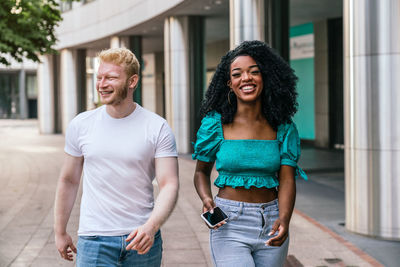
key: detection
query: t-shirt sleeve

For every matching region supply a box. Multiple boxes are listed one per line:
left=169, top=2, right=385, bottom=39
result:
left=64, top=118, right=83, bottom=157
left=155, top=122, right=178, bottom=158
left=192, top=111, right=223, bottom=163
left=278, top=122, right=307, bottom=180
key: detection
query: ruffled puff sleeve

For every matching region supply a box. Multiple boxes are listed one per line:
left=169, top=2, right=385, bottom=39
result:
left=192, top=111, right=223, bottom=163
left=277, top=122, right=308, bottom=180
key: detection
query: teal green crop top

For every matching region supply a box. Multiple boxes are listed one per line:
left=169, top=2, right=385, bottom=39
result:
left=192, top=111, right=307, bottom=189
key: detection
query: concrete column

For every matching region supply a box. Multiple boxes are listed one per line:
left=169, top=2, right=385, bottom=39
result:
left=229, top=0, right=265, bottom=49
left=142, top=53, right=157, bottom=112
left=86, top=57, right=98, bottom=110
left=314, top=20, right=330, bottom=148
left=264, top=0, right=289, bottom=60
left=129, top=36, right=143, bottom=105
left=37, top=55, right=55, bottom=134
left=188, top=16, right=205, bottom=147
left=110, top=36, right=120, bottom=48
left=120, top=36, right=130, bottom=49
left=18, top=69, right=28, bottom=119
left=77, top=49, right=87, bottom=113
left=110, top=36, right=129, bottom=49
left=344, top=0, right=400, bottom=239
left=155, top=52, right=165, bottom=117
left=60, top=49, right=78, bottom=134
left=164, top=16, right=190, bottom=153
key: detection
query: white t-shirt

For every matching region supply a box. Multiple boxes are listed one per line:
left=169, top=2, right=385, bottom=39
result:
left=64, top=104, right=178, bottom=236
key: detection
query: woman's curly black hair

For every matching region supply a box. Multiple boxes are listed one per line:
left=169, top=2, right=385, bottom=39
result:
left=200, top=40, right=298, bottom=130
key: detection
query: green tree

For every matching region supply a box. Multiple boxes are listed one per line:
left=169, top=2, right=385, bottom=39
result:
left=0, top=0, right=63, bottom=66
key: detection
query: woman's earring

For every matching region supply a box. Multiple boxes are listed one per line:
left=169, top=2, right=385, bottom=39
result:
left=227, top=90, right=233, bottom=106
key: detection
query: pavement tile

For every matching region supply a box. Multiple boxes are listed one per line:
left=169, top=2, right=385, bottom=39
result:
left=10, top=247, right=39, bottom=266
left=162, top=235, right=202, bottom=250
left=199, top=242, right=213, bottom=267
left=162, top=249, right=207, bottom=264
left=10, top=262, right=31, bottom=267
left=161, top=228, right=197, bottom=238
left=31, top=258, right=73, bottom=267
left=0, top=251, right=14, bottom=267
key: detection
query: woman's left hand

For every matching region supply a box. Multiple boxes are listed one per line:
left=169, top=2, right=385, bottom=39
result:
left=265, top=218, right=289, bottom=247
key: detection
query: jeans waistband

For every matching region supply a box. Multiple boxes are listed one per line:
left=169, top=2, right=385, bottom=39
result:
left=215, top=196, right=278, bottom=210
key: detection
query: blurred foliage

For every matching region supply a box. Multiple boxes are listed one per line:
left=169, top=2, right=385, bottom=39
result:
left=0, top=0, right=79, bottom=66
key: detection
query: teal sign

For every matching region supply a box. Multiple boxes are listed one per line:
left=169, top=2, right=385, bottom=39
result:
left=290, top=23, right=315, bottom=140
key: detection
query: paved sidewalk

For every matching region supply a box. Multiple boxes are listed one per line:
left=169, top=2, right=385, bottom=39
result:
left=0, top=120, right=384, bottom=266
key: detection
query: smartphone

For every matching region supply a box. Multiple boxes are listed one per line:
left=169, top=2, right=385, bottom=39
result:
left=201, top=207, right=228, bottom=228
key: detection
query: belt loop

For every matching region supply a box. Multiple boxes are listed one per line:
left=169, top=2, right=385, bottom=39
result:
left=239, top=202, right=244, bottom=214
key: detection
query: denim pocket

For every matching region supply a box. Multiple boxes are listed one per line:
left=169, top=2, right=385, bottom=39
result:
left=219, top=206, right=239, bottom=222
left=263, top=203, right=280, bottom=233
left=154, top=230, right=161, bottom=239
left=226, top=210, right=239, bottom=222
left=79, top=235, right=98, bottom=240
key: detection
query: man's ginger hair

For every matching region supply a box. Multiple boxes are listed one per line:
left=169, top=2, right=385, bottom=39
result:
left=98, top=47, right=140, bottom=77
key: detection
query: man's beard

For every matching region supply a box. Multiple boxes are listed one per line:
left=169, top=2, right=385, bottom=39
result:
left=116, top=84, right=129, bottom=101
left=105, top=82, right=130, bottom=105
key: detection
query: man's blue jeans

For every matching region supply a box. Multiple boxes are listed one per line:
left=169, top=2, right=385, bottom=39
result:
left=76, top=230, right=162, bottom=267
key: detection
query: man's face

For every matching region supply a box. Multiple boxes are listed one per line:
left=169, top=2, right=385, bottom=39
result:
left=96, top=62, right=131, bottom=106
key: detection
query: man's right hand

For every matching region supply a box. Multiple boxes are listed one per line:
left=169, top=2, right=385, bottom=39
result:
left=54, top=154, right=83, bottom=261
left=55, top=232, right=77, bottom=261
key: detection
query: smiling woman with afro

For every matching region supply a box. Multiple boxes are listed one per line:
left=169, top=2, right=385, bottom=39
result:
left=192, top=40, right=308, bottom=267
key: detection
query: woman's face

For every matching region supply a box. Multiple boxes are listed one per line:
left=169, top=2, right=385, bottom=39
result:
left=228, top=55, right=263, bottom=104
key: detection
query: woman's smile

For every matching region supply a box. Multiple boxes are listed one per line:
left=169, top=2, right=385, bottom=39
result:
left=229, top=55, right=263, bottom=103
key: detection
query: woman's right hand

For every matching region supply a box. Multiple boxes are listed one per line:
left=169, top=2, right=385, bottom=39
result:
left=194, top=160, right=224, bottom=229
left=202, top=197, right=215, bottom=213
left=202, top=198, right=226, bottom=230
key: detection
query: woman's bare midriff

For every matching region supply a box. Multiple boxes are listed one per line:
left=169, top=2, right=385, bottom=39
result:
left=217, top=186, right=277, bottom=203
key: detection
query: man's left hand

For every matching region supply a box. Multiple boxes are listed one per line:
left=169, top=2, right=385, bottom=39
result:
left=125, top=224, right=157, bottom=254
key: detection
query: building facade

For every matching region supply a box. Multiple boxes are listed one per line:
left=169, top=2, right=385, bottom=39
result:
left=0, top=57, right=38, bottom=119
left=36, top=0, right=399, bottom=240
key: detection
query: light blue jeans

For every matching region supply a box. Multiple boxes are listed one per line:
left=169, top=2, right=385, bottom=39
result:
left=76, top=230, right=162, bottom=267
left=210, top=197, right=289, bottom=267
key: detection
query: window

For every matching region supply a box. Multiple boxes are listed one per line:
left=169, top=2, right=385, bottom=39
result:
left=59, top=0, right=72, bottom=12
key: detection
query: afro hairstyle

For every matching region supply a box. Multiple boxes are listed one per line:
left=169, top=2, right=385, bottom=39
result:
left=200, top=40, right=298, bottom=130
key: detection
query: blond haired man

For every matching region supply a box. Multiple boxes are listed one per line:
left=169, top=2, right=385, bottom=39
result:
left=54, top=48, right=179, bottom=266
